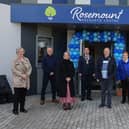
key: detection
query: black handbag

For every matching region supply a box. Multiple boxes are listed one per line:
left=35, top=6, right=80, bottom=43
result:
left=0, top=75, right=13, bottom=104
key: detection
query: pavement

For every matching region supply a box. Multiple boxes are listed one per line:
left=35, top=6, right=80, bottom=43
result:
left=0, top=93, right=129, bottom=129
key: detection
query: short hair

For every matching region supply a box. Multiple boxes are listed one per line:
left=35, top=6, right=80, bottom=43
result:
left=63, top=51, right=70, bottom=56
left=16, top=48, right=25, bottom=54
left=123, top=51, right=128, bottom=55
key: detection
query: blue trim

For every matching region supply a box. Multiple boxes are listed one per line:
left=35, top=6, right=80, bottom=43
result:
left=11, top=4, right=129, bottom=24
left=53, top=0, right=67, bottom=4
left=91, top=0, right=105, bottom=5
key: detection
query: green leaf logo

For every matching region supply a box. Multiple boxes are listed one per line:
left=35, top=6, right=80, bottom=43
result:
left=45, top=6, right=56, bottom=20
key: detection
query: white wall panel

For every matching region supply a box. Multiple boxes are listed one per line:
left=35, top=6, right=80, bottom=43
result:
left=0, top=4, right=21, bottom=87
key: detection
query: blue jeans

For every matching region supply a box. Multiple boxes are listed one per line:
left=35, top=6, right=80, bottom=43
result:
left=100, top=79, right=113, bottom=106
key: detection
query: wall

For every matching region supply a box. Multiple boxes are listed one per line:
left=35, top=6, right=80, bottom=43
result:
left=0, top=3, right=21, bottom=87
left=21, top=23, right=37, bottom=94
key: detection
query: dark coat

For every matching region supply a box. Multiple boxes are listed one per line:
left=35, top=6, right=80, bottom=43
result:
left=57, top=59, right=75, bottom=97
left=78, top=55, right=95, bottom=76
left=96, top=56, right=116, bottom=80
left=42, top=55, right=57, bottom=74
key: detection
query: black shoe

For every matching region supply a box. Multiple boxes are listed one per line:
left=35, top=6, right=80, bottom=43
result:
left=20, top=109, right=28, bottom=113
left=63, top=103, right=68, bottom=110
left=99, top=104, right=105, bottom=108
left=52, top=99, right=59, bottom=103
left=87, top=98, right=93, bottom=101
left=81, top=98, right=85, bottom=101
left=107, top=105, right=112, bottom=109
left=12, top=110, right=19, bottom=115
left=40, top=100, right=45, bottom=105
left=121, top=101, right=125, bottom=104
left=68, top=103, right=72, bottom=110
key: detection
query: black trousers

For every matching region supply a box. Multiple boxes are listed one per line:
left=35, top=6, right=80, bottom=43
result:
left=81, top=75, right=92, bottom=99
left=13, top=88, right=27, bottom=112
left=41, top=73, right=56, bottom=100
left=121, top=79, right=129, bottom=102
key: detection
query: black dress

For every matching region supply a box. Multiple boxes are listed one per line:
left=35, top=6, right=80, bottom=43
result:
left=57, top=59, right=75, bottom=97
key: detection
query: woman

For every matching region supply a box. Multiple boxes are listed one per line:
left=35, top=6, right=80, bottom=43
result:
left=58, top=52, right=75, bottom=110
left=117, top=51, right=129, bottom=104
left=12, top=48, right=32, bottom=115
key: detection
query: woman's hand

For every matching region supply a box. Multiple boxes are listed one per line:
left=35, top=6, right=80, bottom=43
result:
left=21, top=74, right=27, bottom=80
left=66, top=77, right=71, bottom=82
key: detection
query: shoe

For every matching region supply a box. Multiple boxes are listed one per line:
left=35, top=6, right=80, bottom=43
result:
left=87, top=98, right=93, bottom=101
left=68, top=103, right=72, bottom=110
left=107, top=105, right=112, bottom=109
left=63, top=103, right=68, bottom=110
left=20, top=109, right=28, bottom=113
left=99, top=104, right=105, bottom=108
left=52, top=99, right=59, bottom=103
left=40, top=100, right=45, bottom=105
left=81, top=98, right=85, bottom=101
left=12, top=110, right=19, bottom=115
left=121, top=101, right=125, bottom=104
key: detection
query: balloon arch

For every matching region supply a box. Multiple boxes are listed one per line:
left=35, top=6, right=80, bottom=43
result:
left=68, top=30, right=125, bottom=68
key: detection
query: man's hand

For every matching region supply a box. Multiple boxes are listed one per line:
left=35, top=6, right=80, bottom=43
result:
left=92, top=73, right=95, bottom=77
left=96, top=79, right=100, bottom=82
left=116, top=80, right=121, bottom=85
left=50, top=72, right=54, bottom=76
left=79, top=73, right=82, bottom=77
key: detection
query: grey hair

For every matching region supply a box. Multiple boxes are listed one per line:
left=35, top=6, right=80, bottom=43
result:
left=16, top=47, right=25, bottom=54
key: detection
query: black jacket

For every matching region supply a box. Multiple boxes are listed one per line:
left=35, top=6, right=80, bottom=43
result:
left=57, top=59, right=75, bottom=97
left=78, top=55, right=95, bottom=76
left=96, top=56, right=116, bottom=80
left=42, top=55, right=57, bottom=74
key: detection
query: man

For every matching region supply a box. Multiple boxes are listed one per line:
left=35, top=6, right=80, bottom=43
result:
left=78, top=47, right=95, bottom=101
left=96, top=48, right=116, bottom=109
left=40, top=48, right=57, bottom=105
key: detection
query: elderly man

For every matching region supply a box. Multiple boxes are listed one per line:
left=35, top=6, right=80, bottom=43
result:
left=96, top=48, right=116, bottom=109
left=40, top=48, right=57, bottom=105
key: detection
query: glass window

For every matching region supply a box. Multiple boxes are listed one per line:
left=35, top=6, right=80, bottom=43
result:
left=105, top=0, right=119, bottom=6
left=67, top=0, right=74, bottom=4
left=119, top=0, right=127, bottom=6
left=37, top=0, right=52, bottom=4
left=22, top=0, right=37, bottom=3
left=75, top=0, right=91, bottom=5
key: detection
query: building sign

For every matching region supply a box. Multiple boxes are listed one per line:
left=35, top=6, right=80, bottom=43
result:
left=11, top=4, right=129, bottom=24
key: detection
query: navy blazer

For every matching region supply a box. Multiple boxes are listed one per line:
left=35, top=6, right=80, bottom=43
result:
left=78, top=55, right=95, bottom=76
left=42, top=55, right=57, bottom=74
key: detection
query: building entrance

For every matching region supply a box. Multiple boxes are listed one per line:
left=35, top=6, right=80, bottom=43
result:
left=82, top=41, right=113, bottom=90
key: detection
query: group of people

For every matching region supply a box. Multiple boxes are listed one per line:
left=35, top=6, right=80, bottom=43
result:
left=11, top=47, right=129, bottom=115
